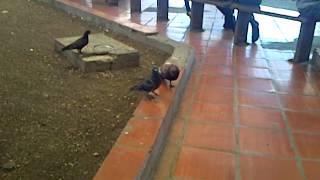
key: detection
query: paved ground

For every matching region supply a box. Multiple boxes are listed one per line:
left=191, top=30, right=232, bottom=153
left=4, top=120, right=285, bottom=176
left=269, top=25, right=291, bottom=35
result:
left=61, top=0, right=320, bottom=179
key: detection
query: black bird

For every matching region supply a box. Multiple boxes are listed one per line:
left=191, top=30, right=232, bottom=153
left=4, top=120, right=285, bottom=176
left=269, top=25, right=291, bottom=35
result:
left=130, top=66, right=161, bottom=99
left=62, top=30, right=91, bottom=54
left=160, top=63, right=180, bottom=88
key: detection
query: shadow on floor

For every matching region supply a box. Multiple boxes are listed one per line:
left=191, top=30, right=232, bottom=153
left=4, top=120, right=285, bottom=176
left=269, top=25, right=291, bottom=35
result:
left=143, top=7, right=210, bottom=13
left=261, top=36, right=320, bottom=51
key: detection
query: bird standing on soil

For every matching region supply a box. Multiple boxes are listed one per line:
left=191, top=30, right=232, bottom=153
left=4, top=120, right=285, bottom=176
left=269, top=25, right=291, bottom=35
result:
left=62, top=30, right=91, bottom=54
left=160, top=63, right=180, bottom=88
left=130, top=66, right=162, bottom=99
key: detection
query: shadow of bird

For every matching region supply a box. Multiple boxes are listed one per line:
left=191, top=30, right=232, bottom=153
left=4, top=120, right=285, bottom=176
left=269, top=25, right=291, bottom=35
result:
left=160, top=63, right=180, bottom=88
left=130, top=66, right=161, bottom=99
left=62, top=30, right=91, bottom=54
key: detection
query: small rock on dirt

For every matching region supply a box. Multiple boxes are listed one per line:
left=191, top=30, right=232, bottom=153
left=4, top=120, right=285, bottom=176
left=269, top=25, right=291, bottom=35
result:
left=93, top=152, right=99, bottom=157
left=2, top=161, right=16, bottom=171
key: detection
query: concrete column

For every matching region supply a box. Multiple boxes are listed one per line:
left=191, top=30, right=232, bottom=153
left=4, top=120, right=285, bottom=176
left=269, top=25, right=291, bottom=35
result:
left=191, top=1, right=204, bottom=31
left=293, top=20, right=316, bottom=63
left=157, top=0, right=169, bottom=21
left=106, top=0, right=118, bottom=6
left=130, top=0, right=141, bottom=13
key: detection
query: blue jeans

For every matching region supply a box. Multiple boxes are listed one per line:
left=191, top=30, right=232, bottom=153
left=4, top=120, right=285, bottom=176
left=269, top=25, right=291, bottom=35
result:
left=299, top=4, right=320, bottom=21
left=184, top=0, right=191, bottom=12
left=217, top=7, right=259, bottom=29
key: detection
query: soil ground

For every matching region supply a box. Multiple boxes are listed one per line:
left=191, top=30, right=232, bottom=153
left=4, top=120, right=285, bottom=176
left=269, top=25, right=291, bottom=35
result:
left=0, top=1, right=169, bottom=179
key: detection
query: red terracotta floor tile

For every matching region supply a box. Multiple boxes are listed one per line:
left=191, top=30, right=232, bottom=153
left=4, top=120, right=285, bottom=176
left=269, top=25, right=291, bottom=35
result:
left=204, top=54, right=233, bottom=66
left=280, top=94, right=320, bottom=111
left=233, top=46, right=265, bottom=60
left=195, top=86, right=233, bottom=104
left=117, top=118, right=160, bottom=148
left=264, top=50, right=294, bottom=62
left=272, top=69, right=307, bottom=82
left=294, top=133, right=320, bottom=159
left=181, top=83, right=194, bottom=104
left=306, top=72, right=320, bottom=86
left=237, top=67, right=272, bottom=79
left=209, top=29, right=234, bottom=40
left=174, top=146, right=235, bottom=180
left=238, top=90, right=279, bottom=108
left=239, top=106, right=285, bottom=129
left=190, top=102, right=234, bottom=124
left=168, top=118, right=184, bottom=143
left=237, top=58, right=269, bottom=68
left=286, top=111, right=320, bottom=133
left=269, top=60, right=294, bottom=70
left=176, top=100, right=190, bottom=118
left=303, top=160, right=320, bottom=180
left=274, top=80, right=319, bottom=96
left=240, top=155, right=302, bottom=180
left=199, top=75, right=234, bottom=88
left=240, top=128, right=294, bottom=157
left=190, top=44, right=207, bottom=55
left=202, top=65, right=233, bottom=76
left=207, top=43, right=233, bottom=54
left=184, top=123, right=235, bottom=151
left=93, top=146, right=147, bottom=180
left=238, top=78, right=275, bottom=93
left=133, top=97, right=168, bottom=117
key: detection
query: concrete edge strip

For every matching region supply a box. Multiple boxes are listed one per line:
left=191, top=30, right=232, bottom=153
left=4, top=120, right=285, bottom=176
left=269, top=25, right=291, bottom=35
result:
left=137, top=50, right=196, bottom=180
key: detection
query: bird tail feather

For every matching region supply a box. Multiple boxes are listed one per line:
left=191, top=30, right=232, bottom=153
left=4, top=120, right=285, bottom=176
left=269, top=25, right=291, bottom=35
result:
left=130, top=85, right=139, bottom=91
left=61, top=45, right=70, bottom=51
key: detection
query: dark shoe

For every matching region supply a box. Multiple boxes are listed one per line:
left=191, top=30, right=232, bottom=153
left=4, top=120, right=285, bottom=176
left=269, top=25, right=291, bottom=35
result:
left=235, top=42, right=249, bottom=46
left=251, top=22, right=259, bottom=43
left=186, top=11, right=191, bottom=18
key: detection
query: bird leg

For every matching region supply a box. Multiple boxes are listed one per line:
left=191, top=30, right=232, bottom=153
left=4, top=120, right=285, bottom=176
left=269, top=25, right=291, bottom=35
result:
left=78, top=49, right=83, bottom=54
left=145, top=93, right=155, bottom=100
left=151, top=91, right=159, bottom=96
left=169, top=81, right=175, bottom=88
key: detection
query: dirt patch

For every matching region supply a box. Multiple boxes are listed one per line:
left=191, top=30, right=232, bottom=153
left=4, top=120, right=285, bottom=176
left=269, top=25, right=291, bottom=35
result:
left=0, top=1, right=169, bottom=179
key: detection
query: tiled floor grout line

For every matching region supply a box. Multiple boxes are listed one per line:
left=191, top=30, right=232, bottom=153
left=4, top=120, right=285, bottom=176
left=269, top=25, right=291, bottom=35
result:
left=301, top=158, right=320, bottom=162
left=159, top=15, right=179, bottom=33
left=163, top=116, right=186, bottom=180
left=167, top=67, right=203, bottom=180
left=164, top=66, right=202, bottom=179
left=181, top=143, right=302, bottom=160
left=293, top=130, right=320, bottom=136
left=232, top=48, right=242, bottom=180
left=143, top=16, right=156, bottom=26
left=166, top=22, right=215, bottom=179
left=187, top=118, right=284, bottom=130
left=272, top=82, right=307, bottom=180
left=272, top=17, right=290, bottom=43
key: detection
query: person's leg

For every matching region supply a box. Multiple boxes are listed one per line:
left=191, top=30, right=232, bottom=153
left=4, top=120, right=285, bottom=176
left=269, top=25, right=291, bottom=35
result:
left=314, top=4, right=320, bottom=21
left=301, top=4, right=320, bottom=21
left=217, top=6, right=235, bottom=30
left=184, top=0, right=191, bottom=17
left=249, top=14, right=259, bottom=43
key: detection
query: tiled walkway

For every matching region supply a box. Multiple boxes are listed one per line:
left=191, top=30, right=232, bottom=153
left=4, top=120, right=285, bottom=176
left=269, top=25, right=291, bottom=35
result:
left=61, top=0, right=320, bottom=179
